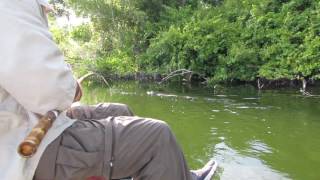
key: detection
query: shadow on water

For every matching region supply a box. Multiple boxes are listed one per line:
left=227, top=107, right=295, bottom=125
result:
left=82, top=81, right=320, bottom=180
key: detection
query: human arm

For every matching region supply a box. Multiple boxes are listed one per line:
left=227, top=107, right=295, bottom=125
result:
left=0, top=1, right=77, bottom=114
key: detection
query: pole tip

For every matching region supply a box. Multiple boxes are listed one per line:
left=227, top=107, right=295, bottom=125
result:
left=18, top=141, right=37, bottom=158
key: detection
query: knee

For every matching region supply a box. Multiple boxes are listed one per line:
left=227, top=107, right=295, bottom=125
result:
left=111, top=103, right=134, bottom=116
left=152, top=120, right=173, bottom=140
left=156, top=120, right=170, bottom=131
left=113, top=103, right=130, bottom=110
left=66, top=105, right=91, bottom=120
left=90, top=103, right=133, bottom=119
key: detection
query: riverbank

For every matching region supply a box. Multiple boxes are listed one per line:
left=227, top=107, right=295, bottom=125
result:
left=84, top=71, right=320, bottom=94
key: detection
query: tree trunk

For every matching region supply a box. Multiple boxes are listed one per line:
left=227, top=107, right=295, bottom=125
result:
left=300, top=77, right=312, bottom=96
left=257, top=78, right=264, bottom=90
left=302, top=78, right=307, bottom=92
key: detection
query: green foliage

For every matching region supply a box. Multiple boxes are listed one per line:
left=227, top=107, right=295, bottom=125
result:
left=142, top=0, right=320, bottom=82
left=142, top=27, right=186, bottom=72
left=51, top=0, right=320, bottom=83
left=96, top=51, right=137, bottom=75
left=71, top=24, right=92, bottom=42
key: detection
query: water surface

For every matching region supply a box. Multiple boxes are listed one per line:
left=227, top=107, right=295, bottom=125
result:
left=82, top=82, right=320, bottom=180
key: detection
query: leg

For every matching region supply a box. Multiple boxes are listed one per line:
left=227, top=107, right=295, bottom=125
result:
left=110, top=117, right=193, bottom=180
left=35, top=115, right=215, bottom=180
left=35, top=103, right=134, bottom=180
left=34, top=119, right=107, bottom=180
left=66, top=103, right=134, bottom=120
left=111, top=117, right=217, bottom=180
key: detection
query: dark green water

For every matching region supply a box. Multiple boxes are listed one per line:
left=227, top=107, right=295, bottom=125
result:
left=82, top=82, right=320, bottom=180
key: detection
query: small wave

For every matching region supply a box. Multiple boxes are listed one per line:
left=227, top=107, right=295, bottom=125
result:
left=182, top=96, right=198, bottom=101
left=211, top=109, right=221, bottom=112
left=243, top=97, right=260, bottom=100
left=146, top=91, right=178, bottom=98
left=248, top=140, right=273, bottom=154
left=216, top=95, right=227, bottom=97
left=236, top=106, right=250, bottom=109
left=224, top=109, right=238, bottom=115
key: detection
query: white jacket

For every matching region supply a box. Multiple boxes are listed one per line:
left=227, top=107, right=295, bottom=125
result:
left=0, top=0, right=77, bottom=179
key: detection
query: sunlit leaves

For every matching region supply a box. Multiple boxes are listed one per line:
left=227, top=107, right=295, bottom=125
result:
left=55, top=0, right=320, bottom=82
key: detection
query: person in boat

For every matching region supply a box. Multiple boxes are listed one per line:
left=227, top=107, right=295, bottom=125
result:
left=0, top=0, right=217, bottom=179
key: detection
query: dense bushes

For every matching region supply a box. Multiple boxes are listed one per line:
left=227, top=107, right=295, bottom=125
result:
left=142, top=0, right=320, bottom=84
left=53, top=0, right=320, bottom=85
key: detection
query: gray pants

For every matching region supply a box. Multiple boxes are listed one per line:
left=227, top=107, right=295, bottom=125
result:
left=34, top=103, right=194, bottom=180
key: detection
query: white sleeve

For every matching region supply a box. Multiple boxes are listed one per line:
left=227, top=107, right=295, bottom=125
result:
left=0, top=0, right=77, bottom=114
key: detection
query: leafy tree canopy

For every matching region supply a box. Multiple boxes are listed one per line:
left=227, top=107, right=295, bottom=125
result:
left=51, top=0, right=320, bottom=84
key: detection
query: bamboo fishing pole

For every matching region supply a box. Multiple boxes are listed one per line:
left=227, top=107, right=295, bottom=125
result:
left=17, top=110, right=59, bottom=158
left=18, top=79, right=82, bottom=158
left=17, top=80, right=82, bottom=158
left=18, top=91, right=81, bottom=157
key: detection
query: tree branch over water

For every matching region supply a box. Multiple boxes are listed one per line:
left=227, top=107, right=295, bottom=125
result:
left=159, top=69, right=205, bottom=84
left=78, top=72, right=110, bottom=87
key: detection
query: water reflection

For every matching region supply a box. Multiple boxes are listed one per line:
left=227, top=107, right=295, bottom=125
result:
left=213, top=142, right=290, bottom=180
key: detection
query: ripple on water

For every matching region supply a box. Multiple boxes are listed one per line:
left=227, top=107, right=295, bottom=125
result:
left=236, top=106, right=250, bottom=109
left=146, top=91, right=178, bottom=98
left=243, top=97, right=260, bottom=100
left=248, top=140, right=273, bottom=154
left=211, top=109, right=221, bottom=112
left=210, top=128, right=218, bottom=135
left=216, top=95, right=227, bottom=97
left=224, top=109, right=238, bottom=115
left=182, top=96, right=198, bottom=101
left=204, top=97, right=235, bottom=105
left=120, top=91, right=136, bottom=95
left=156, top=93, right=178, bottom=98
left=147, top=92, right=199, bottom=102
left=110, top=89, right=137, bottom=95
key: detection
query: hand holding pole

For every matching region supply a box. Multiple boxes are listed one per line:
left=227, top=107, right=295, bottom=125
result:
left=17, top=80, right=83, bottom=158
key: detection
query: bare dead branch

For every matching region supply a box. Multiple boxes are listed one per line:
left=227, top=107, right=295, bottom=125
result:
left=160, top=69, right=203, bottom=84
left=78, top=72, right=110, bottom=87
